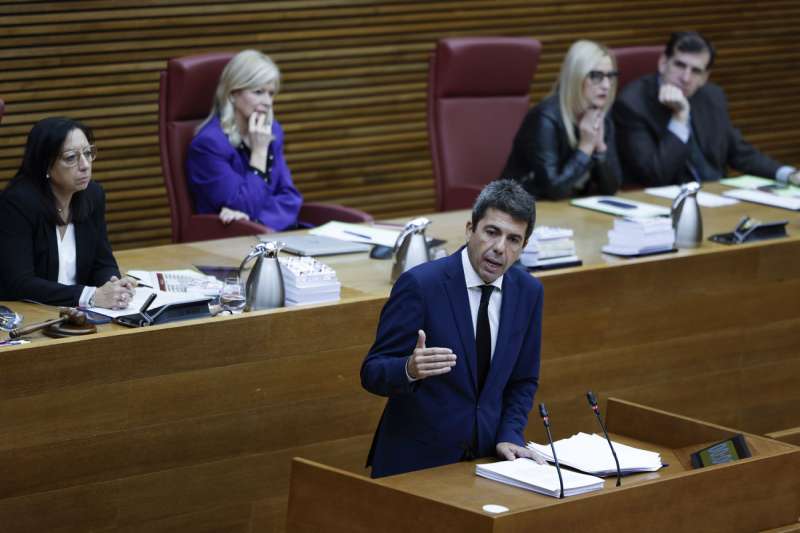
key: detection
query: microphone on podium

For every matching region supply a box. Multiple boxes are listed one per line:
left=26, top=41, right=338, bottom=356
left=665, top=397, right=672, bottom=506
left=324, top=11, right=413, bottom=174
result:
left=538, top=403, right=564, bottom=499
left=586, top=391, right=622, bottom=486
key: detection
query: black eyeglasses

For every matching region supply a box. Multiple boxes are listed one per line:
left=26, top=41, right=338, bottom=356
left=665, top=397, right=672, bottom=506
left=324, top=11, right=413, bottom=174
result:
left=586, top=70, right=619, bottom=84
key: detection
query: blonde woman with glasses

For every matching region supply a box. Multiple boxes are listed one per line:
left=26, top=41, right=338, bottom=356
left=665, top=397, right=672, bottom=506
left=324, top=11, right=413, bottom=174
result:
left=0, top=117, right=136, bottom=308
left=501, top=40, right=622, bottom=199
left=187, top=49, right=302, bottom=231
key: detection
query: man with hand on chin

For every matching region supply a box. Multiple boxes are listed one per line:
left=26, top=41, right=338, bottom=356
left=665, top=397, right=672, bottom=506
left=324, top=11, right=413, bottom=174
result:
left=614, top=31, right=800, bottom=187
left=361, top=179, right=546, bottom=478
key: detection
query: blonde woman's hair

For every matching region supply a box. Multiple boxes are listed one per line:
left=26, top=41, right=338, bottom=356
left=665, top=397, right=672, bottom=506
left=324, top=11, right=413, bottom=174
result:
left=198, top=49, right=281, bottom=147
left=554, top=40, right=616, bottom=149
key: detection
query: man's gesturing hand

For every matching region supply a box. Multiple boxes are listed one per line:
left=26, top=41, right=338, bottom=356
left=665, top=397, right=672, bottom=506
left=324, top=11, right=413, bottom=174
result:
left=406, top=329, right=457, bottom=380
left=496, top=442, right=547, bottom=464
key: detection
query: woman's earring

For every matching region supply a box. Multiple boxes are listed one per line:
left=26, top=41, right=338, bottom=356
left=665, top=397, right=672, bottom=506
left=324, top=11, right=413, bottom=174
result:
left=46, top=173, right=51, bottom=180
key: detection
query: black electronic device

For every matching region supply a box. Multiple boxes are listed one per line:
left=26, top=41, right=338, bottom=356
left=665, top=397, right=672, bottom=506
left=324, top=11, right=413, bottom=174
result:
left=114, top=298, right=212, bottom=327
left=369, top=245, right=393, bottom=260
left=709, top=216, right=788, bottom=245
left=690, top=434, right=751, bottom=469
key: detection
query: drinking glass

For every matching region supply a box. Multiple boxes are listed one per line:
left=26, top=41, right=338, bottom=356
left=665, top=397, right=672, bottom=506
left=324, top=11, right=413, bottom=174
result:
left=220, top=276, right=246, bottom=312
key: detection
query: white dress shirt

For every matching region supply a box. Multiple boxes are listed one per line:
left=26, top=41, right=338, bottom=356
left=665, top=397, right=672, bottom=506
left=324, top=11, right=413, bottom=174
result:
left=55, top=224, right=95, bottom=306
left=460, top=247, right=503, bottom=360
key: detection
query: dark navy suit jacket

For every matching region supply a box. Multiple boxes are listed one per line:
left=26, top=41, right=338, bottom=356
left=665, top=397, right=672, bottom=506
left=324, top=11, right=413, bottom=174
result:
left=361, top=250, right=543, bottom=478
left=614, top=73, right=781, bottom=186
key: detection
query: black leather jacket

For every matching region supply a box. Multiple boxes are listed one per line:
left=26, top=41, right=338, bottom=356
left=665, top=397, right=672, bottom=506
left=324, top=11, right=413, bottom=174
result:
left=501, top=94, right=622, bottom=200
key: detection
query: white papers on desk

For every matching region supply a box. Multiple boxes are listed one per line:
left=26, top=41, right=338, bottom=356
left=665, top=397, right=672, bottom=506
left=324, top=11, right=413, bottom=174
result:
left=644, top=185, right=739, bottom=207
left=127, top=269, right=221, bottom=296
left=602, top=217, right=675, bottom=256
left=279, top=256, right=341, bottom=306
left=309, top=222, right=401, bottom=248
left=527, top=432, right=663, bottom=477
left=721, top=188, right=800, bottom=211
left=87, top=287, right=210, bottom=319
left=571, top=196, right=670, bottom=217
left=476, top=458, right=605, bottom=498
left=520, top=226, right=579, bottom=268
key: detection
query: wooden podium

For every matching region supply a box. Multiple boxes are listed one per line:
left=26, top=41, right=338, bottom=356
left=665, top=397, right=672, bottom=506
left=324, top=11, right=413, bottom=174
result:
left=287, top=399, right=800, bottom=532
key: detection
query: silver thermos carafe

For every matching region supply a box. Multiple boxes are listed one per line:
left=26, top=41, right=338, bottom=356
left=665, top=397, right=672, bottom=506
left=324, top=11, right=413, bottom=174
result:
left=671, top=181, right=703, bottom=248
left=239, top=241, right=285, bottom=311
left=391, top=217, right=432, bottom=282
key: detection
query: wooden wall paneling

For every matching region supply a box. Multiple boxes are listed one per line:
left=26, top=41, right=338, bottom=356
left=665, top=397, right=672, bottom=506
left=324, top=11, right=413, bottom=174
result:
left=2, top=1, right=799, bottom=248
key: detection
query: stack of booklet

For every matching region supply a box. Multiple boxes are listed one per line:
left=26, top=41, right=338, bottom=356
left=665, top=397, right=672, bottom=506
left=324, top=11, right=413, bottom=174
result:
left=521, top=226, right=580, bottom=268
left=601, top=217, right=675, bottom=256
left=127, top=269, right=222, bottom=296
left=279, top=256, right=341, bottom=306
left=527, top=432, right=663, bottom=477
left=476, top=458, right=605, bottom=498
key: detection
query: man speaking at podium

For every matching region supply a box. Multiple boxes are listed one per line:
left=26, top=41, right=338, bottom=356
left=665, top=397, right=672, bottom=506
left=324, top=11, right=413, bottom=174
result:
left=361, top=180, right=546, bottom=478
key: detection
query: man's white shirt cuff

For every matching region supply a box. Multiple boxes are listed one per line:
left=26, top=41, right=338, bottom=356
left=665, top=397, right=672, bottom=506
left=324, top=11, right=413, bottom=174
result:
left=775, top=166, right=795, bottom=184
left=668, top=118, right=690, bottom=143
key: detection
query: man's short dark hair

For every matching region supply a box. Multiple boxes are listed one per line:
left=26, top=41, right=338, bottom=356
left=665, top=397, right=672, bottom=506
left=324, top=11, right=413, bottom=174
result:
left=471, top=179, right=536, bottom=240
left=665, top=31, right=715, bottom=70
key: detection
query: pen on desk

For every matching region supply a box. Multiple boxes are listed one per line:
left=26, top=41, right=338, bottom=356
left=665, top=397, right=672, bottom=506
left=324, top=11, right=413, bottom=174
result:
left=0, top=339, right=29, bottom=347
left=343, top=230, right=373, bottom=241
left=125, top=273, right=153, bottom=289
left=140, top=292, right=158, bottom=315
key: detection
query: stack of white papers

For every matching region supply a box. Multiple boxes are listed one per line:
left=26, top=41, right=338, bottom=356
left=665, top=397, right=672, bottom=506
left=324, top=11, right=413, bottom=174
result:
left=644, top=185, right=739, bottom=207
left=476, top=458, right=605, bottom=498
left=602, top=217, right=675, bottom=256
left=279, top=256, right=341, bottom=306
left=719, top=175, right=800, bottom=210
left=127, top=269, right=221, bottom=296
left=521, top=226, right=580, bottom=268
left=527, top=432, right=663, bottom=477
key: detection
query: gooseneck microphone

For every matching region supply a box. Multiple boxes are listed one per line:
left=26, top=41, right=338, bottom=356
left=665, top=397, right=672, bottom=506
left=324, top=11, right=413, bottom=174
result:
left=538, top=403, right=564, bottom=499
left=586, top=391, right=622, bottom=487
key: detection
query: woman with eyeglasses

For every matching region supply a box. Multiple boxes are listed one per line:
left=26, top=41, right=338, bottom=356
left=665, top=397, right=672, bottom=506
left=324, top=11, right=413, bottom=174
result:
left=0, top=117, right=136, bottom=309
left=501, top=40, right=622, bottom=199
left=186, top=49, right=302, bottom=231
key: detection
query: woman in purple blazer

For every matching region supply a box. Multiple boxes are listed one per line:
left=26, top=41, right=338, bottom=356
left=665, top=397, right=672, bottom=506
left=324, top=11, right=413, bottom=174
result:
left=187, top=50, right=302, bottom=232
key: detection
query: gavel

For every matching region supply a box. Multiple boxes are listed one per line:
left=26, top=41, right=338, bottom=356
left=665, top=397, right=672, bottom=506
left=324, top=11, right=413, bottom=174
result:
left=8, top=307, right=86, bottom=339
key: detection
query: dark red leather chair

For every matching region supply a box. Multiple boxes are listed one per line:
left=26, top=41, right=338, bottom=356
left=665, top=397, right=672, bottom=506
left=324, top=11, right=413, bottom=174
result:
left=427, top=37, right=542, bottom=212
left=159, top=52, right=372, bottom=243
left=611, top=45, right=662, bottom=91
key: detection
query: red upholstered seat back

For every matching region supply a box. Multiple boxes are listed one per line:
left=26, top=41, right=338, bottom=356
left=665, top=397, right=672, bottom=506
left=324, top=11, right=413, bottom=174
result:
left=0, top=98, right=4, bottom=124
left=427, top=37, right=541, bottom=211
left=612, top=45, right=662, bottom=91
left=158, top=52, right=235, bottom=242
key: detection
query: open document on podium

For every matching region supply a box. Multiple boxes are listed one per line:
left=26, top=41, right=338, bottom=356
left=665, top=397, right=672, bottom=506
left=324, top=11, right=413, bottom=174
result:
left=476, top=458, right=604, bottom=498
left=527, top=432, right=663, bottom=476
